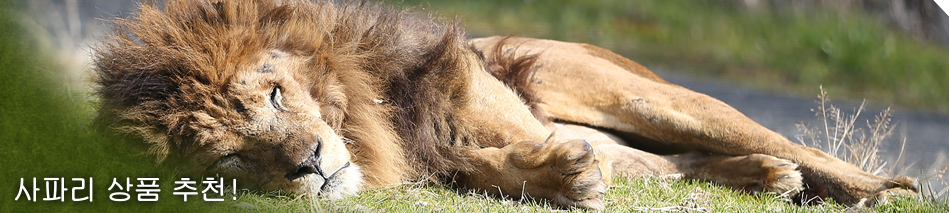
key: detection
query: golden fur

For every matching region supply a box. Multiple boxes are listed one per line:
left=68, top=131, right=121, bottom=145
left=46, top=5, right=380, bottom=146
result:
left=95, top=0, right=916, bottom=209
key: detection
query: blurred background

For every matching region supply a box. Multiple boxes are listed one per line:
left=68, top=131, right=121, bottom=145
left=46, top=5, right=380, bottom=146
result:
left=13, top=0, right=950, bottom=201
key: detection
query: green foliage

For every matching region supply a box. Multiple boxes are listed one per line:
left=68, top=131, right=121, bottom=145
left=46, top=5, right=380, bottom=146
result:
left=396, top=0, right=948, bottom=111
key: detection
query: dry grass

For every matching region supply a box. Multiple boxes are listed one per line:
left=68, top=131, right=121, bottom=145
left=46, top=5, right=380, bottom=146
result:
left=795, top=86, right=949, bottom=204
left=795, top=86, right=893, bottom=175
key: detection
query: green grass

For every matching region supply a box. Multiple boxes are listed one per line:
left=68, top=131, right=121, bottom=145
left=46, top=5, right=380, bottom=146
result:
left=231, top=177, right=947, bottom=212
left=394, top=0, right=948, bottom=112
left=3, top=0, right=947, bottom=212
left=0, top=1, right=229, bottom=212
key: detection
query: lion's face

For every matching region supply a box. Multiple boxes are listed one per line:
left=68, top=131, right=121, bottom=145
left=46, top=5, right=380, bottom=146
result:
left=95, top=0, right=424, bottom=199
left=190, top=50, right=363, bottom=198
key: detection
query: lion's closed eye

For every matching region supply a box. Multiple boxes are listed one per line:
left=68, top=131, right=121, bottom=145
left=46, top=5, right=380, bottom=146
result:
left=270, top=86, right=283, bottom=110
left=208, top=153, right=249, bottom=173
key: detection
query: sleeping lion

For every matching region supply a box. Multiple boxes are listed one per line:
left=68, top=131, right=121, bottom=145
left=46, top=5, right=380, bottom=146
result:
left=94, top=0, right=917, bottom=210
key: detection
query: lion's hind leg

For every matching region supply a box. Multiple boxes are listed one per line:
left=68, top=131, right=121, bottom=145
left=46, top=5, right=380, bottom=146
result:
left=471, top=36, right=917, bottom=206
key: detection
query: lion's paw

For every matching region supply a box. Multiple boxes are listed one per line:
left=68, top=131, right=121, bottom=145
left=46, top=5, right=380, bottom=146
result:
left=856, top=175, right=919, bottom=207
left=549, top=139, right=608, bottom=210
left=695, top=153, right=804, bottom=196
left=794, top=173, right=919, bottom=206
left=752, top=154, right=803, bottom=196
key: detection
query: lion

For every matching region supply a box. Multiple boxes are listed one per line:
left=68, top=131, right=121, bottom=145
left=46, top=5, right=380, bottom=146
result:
left=94, top=0, right=917, bottom=210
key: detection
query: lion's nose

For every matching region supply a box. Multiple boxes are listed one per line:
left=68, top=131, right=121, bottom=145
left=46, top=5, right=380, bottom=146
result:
left=285, top=136, right=324, bottom=181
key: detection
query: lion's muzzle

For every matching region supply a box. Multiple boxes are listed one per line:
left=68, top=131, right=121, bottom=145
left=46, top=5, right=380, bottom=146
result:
left=286, top=135, right=325, bottom=181
left=274, top=133, right=363, bottom=199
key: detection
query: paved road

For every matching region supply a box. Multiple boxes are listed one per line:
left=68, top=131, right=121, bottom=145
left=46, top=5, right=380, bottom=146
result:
left=654, top=69, right=948, bottom=189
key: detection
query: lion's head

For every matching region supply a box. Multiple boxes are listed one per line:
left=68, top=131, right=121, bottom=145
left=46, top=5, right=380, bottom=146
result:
left=199, top=48, right=363, bottom=198
left=92, top=0, right=447, bottom=198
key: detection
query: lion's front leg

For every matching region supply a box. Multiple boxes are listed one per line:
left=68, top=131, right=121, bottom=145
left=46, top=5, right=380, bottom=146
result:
left=673, top=152, right=804, bottom=195
left=456, top=138, right=610, bottom=210
left=596, top=143, right=802, bottom=195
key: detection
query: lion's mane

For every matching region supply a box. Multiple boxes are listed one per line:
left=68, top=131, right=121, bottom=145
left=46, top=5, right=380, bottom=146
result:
left=94, top=0, right=543, bottom=186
